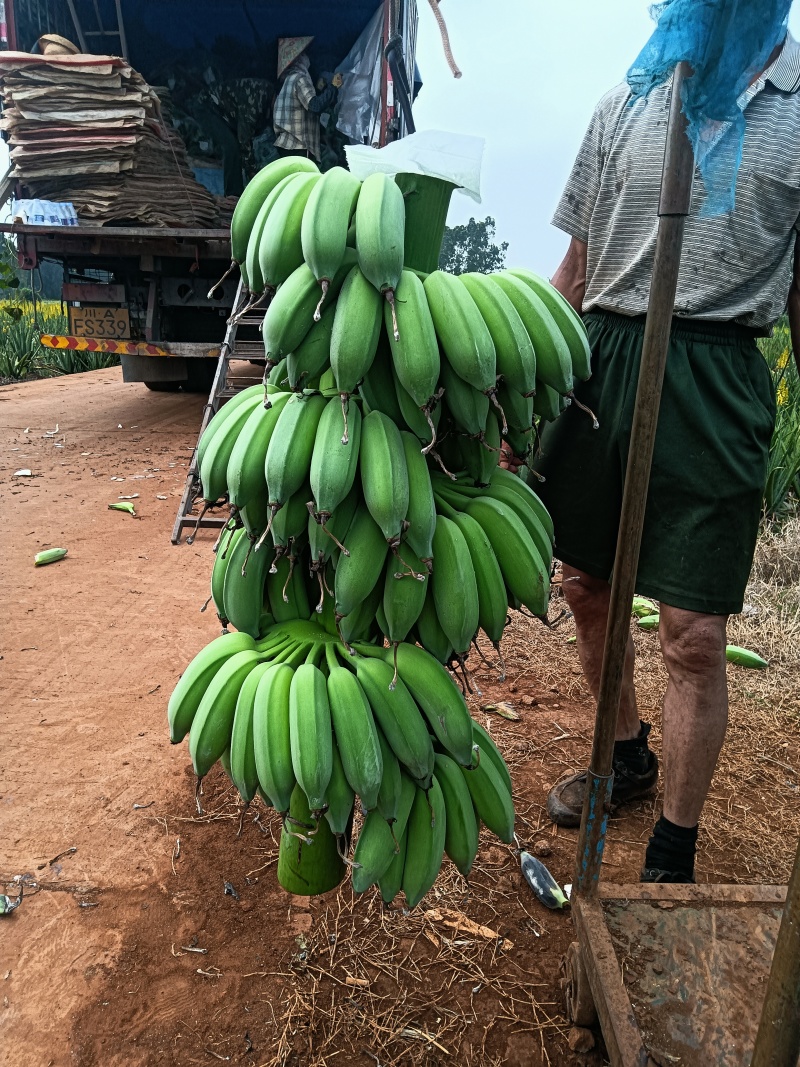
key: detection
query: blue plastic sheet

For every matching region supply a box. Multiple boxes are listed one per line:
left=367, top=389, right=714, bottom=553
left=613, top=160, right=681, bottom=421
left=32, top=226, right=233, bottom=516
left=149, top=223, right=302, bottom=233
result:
left=627, top=0, right=793, bottom=216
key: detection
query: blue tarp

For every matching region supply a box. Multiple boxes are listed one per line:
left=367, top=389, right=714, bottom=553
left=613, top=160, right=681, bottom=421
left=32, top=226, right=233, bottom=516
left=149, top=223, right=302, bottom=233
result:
left=627, top=0, right=793, bottom=216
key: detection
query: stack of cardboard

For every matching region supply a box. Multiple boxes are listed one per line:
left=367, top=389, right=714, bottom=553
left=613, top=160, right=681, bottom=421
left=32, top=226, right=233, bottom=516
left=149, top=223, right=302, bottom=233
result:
left=0, top=51, right=219, bottom=227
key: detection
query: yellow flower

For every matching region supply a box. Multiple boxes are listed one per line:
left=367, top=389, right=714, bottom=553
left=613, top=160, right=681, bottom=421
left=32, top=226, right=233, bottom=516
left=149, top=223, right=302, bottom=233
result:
left=777, top=347, right=790, bottom=370
left=777, top=379, right=789, bottom=406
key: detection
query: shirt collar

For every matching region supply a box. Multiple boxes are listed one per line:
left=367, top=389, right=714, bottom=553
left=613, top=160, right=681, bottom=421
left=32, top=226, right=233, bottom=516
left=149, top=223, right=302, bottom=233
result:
left=765, top=31, right=800, bottom=93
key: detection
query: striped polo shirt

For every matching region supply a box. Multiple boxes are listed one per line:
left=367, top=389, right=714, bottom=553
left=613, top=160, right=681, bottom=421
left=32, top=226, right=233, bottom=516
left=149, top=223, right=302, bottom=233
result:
left=552, top=33, right=800, bottom=329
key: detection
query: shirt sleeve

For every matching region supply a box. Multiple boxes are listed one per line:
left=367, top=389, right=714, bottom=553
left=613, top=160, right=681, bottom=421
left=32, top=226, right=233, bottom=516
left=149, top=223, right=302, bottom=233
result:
left=294, top=71, right=337, bottom=114
left=552, top=93, right=613, bottom=243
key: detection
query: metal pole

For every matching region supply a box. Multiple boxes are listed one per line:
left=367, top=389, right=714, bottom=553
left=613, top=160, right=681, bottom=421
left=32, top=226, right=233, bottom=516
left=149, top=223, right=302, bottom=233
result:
left=750, top=834, right=800, bottom=1067
left=573, top=61, right=695, bottom=898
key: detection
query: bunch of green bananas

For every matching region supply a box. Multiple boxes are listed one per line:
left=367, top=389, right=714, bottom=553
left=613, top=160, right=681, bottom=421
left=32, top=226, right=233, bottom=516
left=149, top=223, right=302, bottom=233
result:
left=168, top=619, right=514, bottom=906
left=174, top=155, right=598, bottom=908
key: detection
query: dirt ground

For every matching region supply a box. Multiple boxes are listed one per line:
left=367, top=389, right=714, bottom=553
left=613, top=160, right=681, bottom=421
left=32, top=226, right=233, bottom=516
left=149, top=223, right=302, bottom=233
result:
left=2, top=369, right=798, bottom=1067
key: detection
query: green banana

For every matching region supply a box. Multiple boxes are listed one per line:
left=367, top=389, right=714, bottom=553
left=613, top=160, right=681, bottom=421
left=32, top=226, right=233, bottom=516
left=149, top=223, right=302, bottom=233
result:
left=195, top=384, right=265, bottom=475
left=333, top=504, right=388, bottom=619
left=352, top=653, right=435, bottom=785
left=496, top=381, right=534, bottom=434
left=359, top=410, right=409, bottom=545
left=383, top=542, right=428, bottom=645
left=448, top=507, right=508, bottom=648
left=359, top=339, right=405, bottom=424
left=310, top=395, right=363, bottom=523
left=481, top=483, right=553, bottom=570
left=229, top=661, right=274, bottom=805
left=188, top=649, right=265, bottom=779
left=394, top=372, right=440, bottom=446
left=355, top=171, right=405, bottom=337
left=375, top=726, right=402, bottom=825
left=253, top=661, right=296, bottom=812
left=209, top=524, right=245, bottom=625
left=506, top=267, right=592, bottom=381
left=423, top=270, right=497, bottom=394
left=258, top=171, right=321, bottom=294
left=465, top=497, right=550, bottom=616
left=337, top=579, right=383, bottom=647
left=391, top=642, right=474, bottom=767
left=263, top=392, right=327, bottom=530
left=489, top=273, right=573, bottom=395
left=285, top=303, right=336, bottom=391
left=324, top=740, right=356, bottom=840
left=471, top=719, right=513, bottom=795
left=229, top=156, right=318, bottom=269
left=402, top=779, right=447, bottom=909
left=227, top=391, right=292, bottom=511
left=301, top=165, right=362, bottom=305
left=461, top=411, right=502, bottom=486
left=430, top=515, right=479, bottom=656
left=378, top=827, right=407, bottom=903
left=491, top=467, right=555, bottom=543
left=461, top=753, right=515, bottom=843
left=168, top=630, right=257, bottom=744
left=243, top=173, right=299, bottom=297
left=289, top=659, right=332, bottom=813
left=386, top=269, right=440, bottom=406
left=532, top=381, right=563, bottom=422
left=725, top=644, right=769, bottom=669
left=199, top=391, right=264, bottom=502
left=415, top=583, right=454, bottom=664
left=351, top=808, right=397, bottom=892
left=400, top=430, right=436, bottom=568
left=434, top=753, right=479, bottom=877
left=460, top=271, right=537, bottom=396
left=271, top=482, right=312, bottom=554
left=325, top=646, right=383, bottom=810
left=330, top=265, right=383, bottom=405
left=222, top=530, right=272, bottom=639
left=439, top=356, right=490, bottom=436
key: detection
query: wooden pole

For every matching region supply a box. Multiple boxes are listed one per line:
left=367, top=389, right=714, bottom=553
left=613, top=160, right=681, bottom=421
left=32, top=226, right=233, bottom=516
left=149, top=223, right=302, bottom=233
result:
left=573, top=61, right=695, bottom=898
left=750, top=834, right=800, bottom=1067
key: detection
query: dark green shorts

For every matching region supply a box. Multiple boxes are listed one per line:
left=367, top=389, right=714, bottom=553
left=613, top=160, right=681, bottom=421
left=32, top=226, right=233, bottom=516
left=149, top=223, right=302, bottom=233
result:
left=534, top=311, right=776, bottom=615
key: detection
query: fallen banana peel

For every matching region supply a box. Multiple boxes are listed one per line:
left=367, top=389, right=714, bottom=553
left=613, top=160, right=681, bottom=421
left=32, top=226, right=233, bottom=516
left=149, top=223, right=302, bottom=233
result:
left=725, top=644, right=768, bottom=669
left=34, top=547, right=67, bottom=567
left=424, top=907, right=514, bottom=949
left=108, top=501, right=136, bottom=516
left=481, top=701, right=520, bottom=721
left=517, top=840, right=570, bottom=909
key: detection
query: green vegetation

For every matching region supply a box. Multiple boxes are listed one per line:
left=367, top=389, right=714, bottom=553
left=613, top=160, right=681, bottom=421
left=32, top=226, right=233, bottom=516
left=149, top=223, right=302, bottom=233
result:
left=759, top=319, right=800, bottom=519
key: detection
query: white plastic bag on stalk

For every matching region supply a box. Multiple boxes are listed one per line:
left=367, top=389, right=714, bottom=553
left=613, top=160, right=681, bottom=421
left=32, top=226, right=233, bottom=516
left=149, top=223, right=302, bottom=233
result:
left=345, top=130, right=485, bottom=202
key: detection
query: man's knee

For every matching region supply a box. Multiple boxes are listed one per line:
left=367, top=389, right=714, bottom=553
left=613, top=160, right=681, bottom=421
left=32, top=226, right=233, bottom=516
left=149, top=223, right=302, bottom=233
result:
left=561, top=565, right=610, bottom=620
left=659, top=607, right=728, bottom=677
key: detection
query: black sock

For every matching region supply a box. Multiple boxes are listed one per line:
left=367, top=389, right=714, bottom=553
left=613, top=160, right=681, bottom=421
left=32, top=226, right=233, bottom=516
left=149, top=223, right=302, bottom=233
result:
left=613, top=721, right=652, bottom=775
left=645, top=815, right=698, bottom=877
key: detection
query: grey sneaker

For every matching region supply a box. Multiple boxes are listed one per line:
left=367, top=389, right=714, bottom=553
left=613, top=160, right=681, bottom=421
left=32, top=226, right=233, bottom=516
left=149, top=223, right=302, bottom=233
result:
left=546, top=751, right=659, bottom=828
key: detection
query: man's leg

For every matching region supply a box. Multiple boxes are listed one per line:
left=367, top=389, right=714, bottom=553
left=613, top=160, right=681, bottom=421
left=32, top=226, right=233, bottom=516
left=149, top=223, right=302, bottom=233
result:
left=546, top=564, right=659, bottom=827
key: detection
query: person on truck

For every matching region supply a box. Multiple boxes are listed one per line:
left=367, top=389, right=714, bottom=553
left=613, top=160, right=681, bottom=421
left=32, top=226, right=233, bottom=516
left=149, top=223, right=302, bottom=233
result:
left=526, top=31, right=800, bottom=884
left=273, top=37, right=341, bottom=162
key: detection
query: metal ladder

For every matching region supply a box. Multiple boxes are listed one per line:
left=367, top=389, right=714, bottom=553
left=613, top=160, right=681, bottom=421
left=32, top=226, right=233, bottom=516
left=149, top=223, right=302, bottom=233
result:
left=171, top=279, right=266, bottom=544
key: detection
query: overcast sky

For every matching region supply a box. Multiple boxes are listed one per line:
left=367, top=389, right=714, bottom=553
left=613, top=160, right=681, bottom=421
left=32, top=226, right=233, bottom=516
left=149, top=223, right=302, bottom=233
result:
left=413, top=0, right=800, bottom=275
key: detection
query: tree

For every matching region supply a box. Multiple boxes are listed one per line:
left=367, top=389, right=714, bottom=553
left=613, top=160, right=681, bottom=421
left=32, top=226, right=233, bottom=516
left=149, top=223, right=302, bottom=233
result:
left=438, top=216, right=509, bottom=276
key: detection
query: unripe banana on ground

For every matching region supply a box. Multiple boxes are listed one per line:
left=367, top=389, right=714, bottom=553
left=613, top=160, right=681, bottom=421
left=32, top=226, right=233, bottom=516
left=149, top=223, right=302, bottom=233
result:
left=333, top=504, right=388, bottom=619
left=506, top=267, right=592, bottom=381
left=353, top=653, right=435, bottom=785
left=263, top=392, right=327, bottom=533
left=330, top=265, right=383, bottom=420
left=168, top=630, right=257, bottom=743
left=434, top=752, right=479, bottom=877
left=471, top=720, right=513, bottom=795
left=310, top=395, right=363, bottom=525
left=386, top=269, right=440, bottom=409
left=489, top=273, right=573, bottom=395
left=189, top=648, right=265, bottom=779
left=325, top=645, right=383, bottom=809
left=286, top=303, right=336, bottom=390
left=222, top=156, right=318, bottom=290
left=301, top=165, right=362, bottom=312
left=461, top=751, right=515, bottom=843
left=355, top=171, right=405, bottom=338
left=253, top=661, right=296, bottom=812
left=258, top=171, right=321, bottom=295
left=439, top=357, right=490, bottom=436
left=460, top=271, right=537, bottom=396
left=431, top=514, right=479, bottom=656
left=262, top=250, right=356, bottom=368
left=289, top=658, right=333, bottom=813
left=402, top=778, right=447, bottom=909
left=359, top=410, right=409, bottom=545
left=199, top=391, right=264, bottom=502
left=466, top=496, right=550, bottom=616
left=222, top=529, right=272, bottom=639
left=400, top=430, right=436, bottom=569
left=423, top=270, right=497, bottom=394
left=227, top=391, right=291, bottom=511
left=391, top=642, right=474, bottom=767
left=230, top=661, right=274, bottom=805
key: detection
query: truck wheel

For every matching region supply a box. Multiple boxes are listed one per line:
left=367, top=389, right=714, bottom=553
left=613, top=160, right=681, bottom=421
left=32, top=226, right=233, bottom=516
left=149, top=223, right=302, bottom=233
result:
left=144, top=381, right=182, bottom=392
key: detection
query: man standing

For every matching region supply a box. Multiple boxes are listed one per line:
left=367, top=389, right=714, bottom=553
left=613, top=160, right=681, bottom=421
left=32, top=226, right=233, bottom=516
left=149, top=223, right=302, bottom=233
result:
left=273, top=37, right=341, bottom=162
left=537, top=32, right=800, bottom=883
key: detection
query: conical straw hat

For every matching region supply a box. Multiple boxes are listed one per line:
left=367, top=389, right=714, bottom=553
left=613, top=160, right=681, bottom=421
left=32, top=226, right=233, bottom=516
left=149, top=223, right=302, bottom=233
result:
left=277, top=37, right=313, bottom=78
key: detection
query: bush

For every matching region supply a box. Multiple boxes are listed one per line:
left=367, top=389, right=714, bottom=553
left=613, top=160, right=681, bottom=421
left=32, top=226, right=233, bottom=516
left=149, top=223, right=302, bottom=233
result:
left=758, top=321, right=800, bottom=519
left=0, top=299, right=119, bottom=380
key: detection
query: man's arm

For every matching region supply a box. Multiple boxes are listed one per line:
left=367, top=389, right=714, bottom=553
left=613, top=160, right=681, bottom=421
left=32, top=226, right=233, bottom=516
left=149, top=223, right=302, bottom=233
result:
left=550, top=237, right=588, bottom=315
left=787, top=237, right=800, bottom=378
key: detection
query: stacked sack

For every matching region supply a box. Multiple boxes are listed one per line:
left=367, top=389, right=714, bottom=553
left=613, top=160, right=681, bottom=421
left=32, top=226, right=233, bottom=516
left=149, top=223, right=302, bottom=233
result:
left=170, top=155, right=591, bottom=903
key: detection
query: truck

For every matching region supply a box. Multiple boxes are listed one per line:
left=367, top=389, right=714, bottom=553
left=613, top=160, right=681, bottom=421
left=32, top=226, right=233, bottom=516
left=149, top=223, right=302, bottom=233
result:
left=0, top=0, right=420, bottom=392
